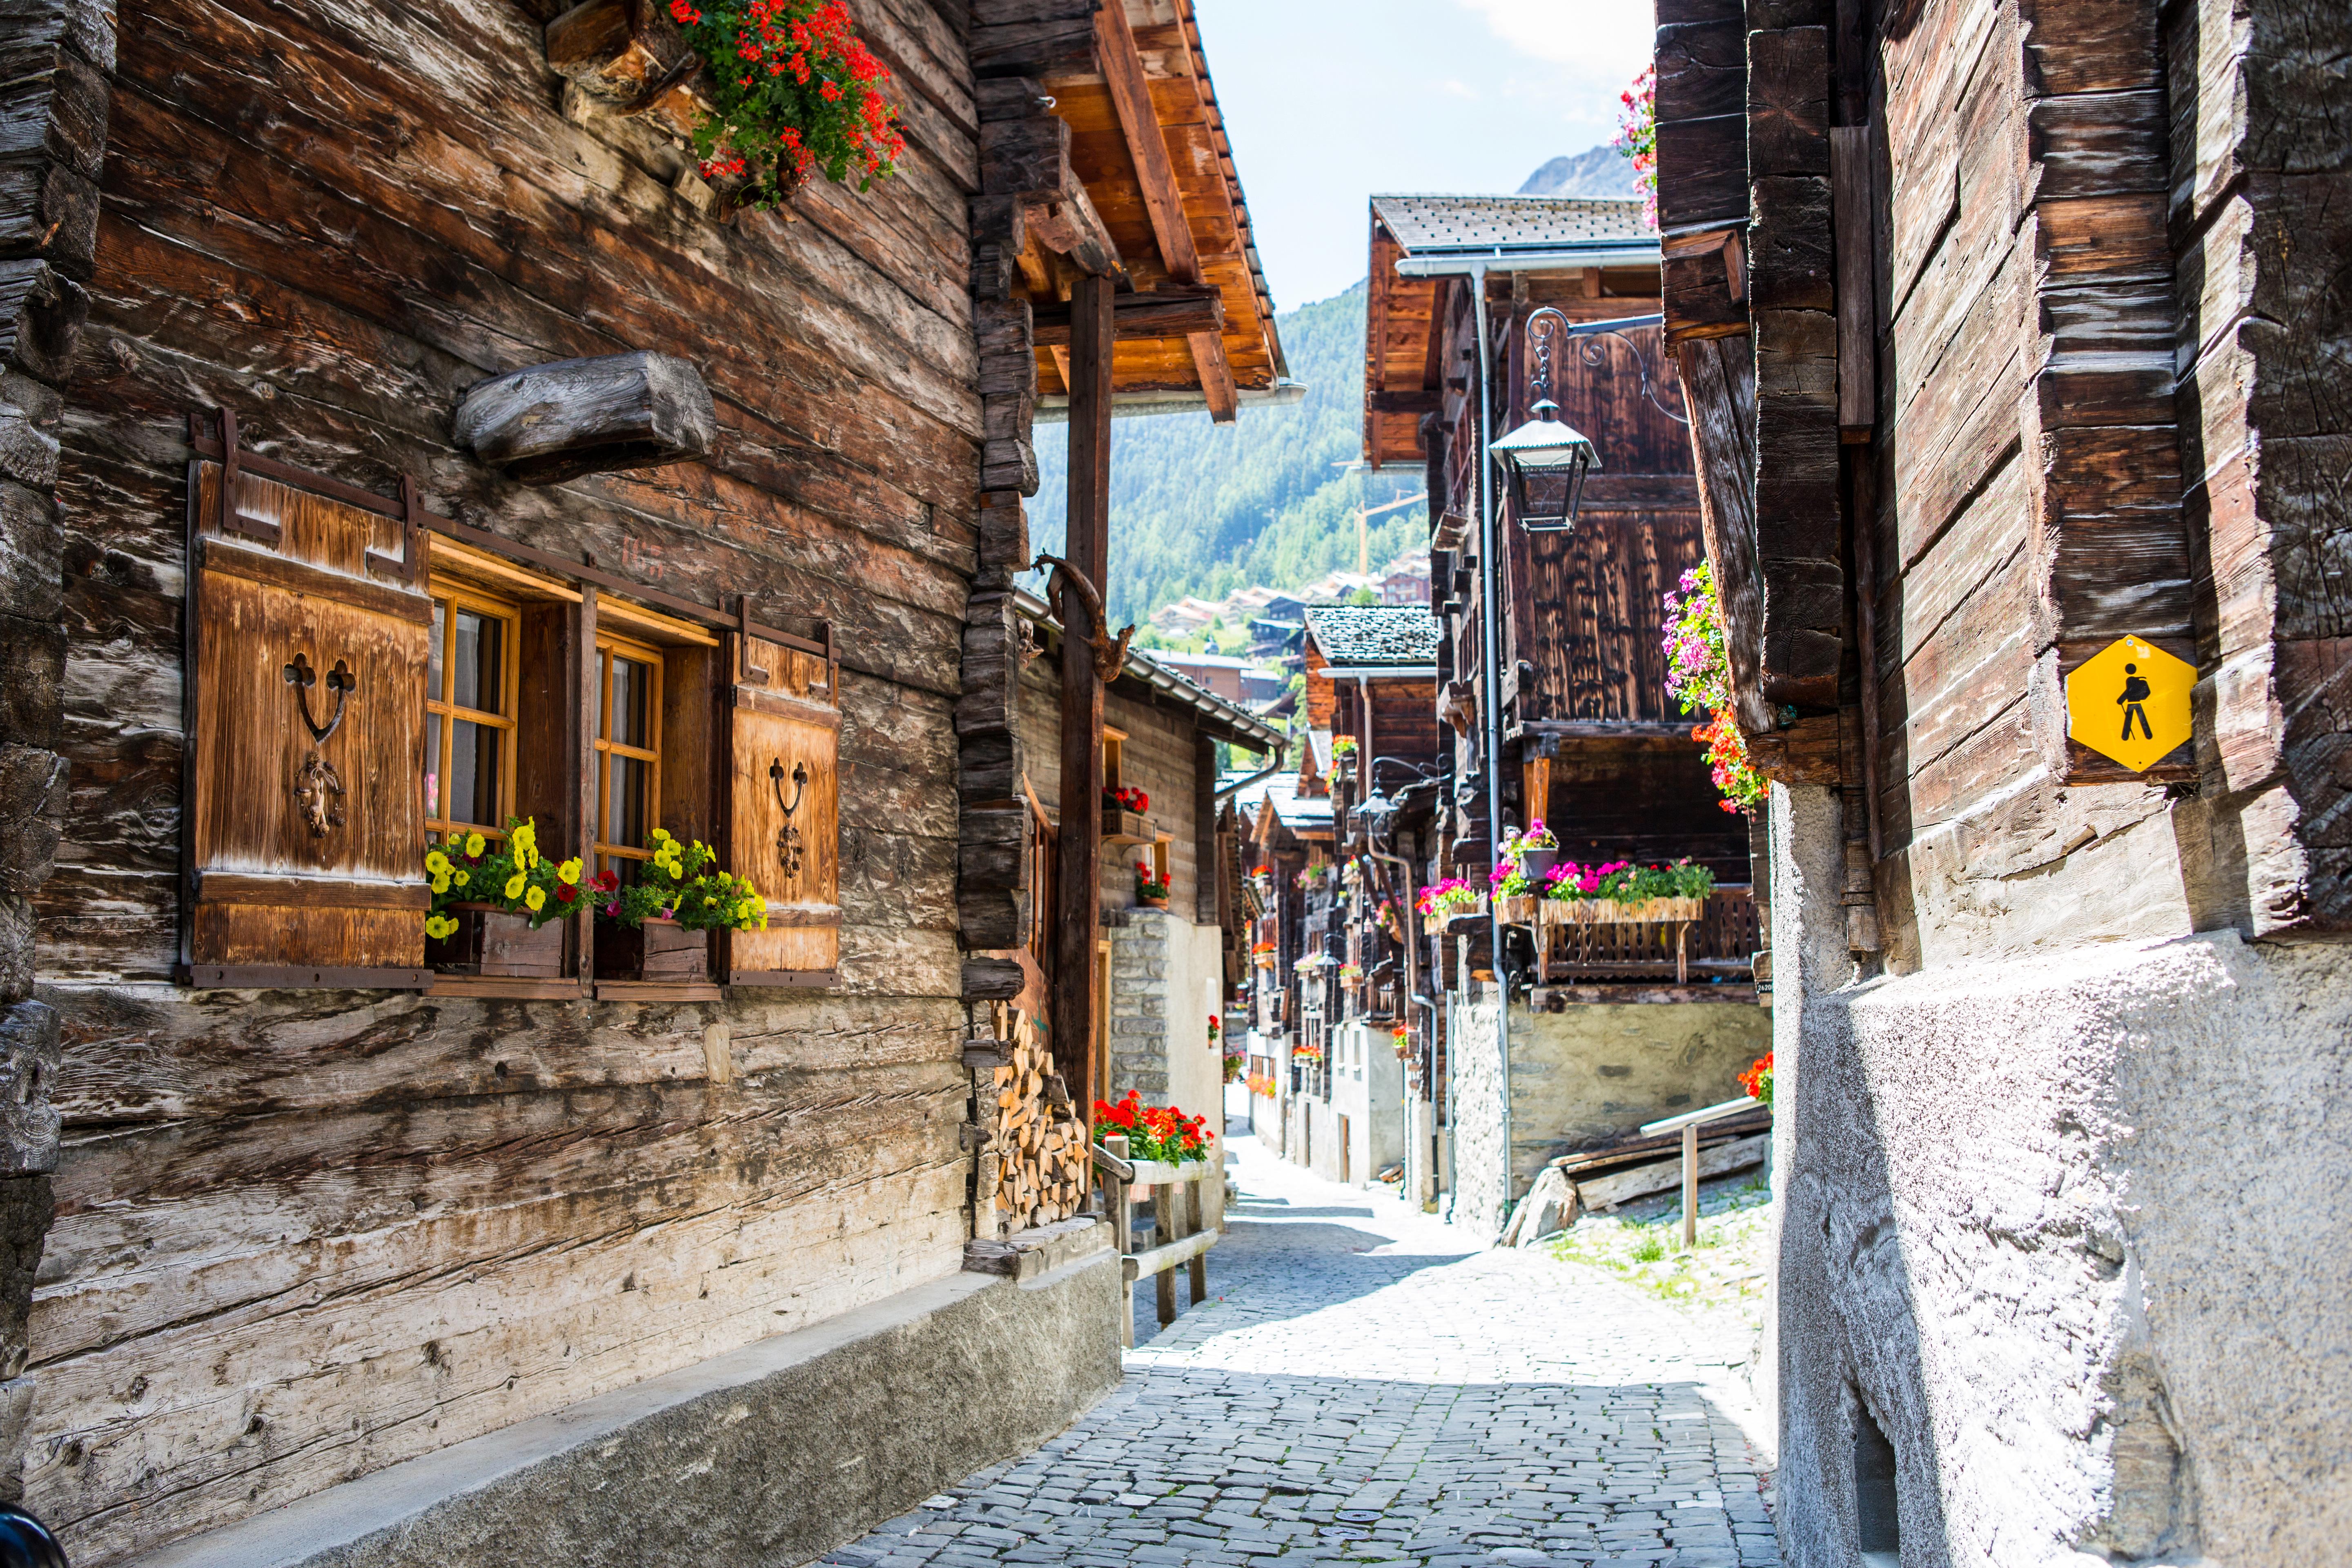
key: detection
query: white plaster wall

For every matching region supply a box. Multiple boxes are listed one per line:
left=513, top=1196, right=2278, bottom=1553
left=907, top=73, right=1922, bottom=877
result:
left=1772, top=786, right=2352, bottom=1568
left=1449, top=985, right=1508, bottom=1241
left=1105, top=910, right=1223, bottom=1124
left=1163, top=917, right=1223, bottom=1125
left=1329, top=1022, right=1405, bottom=1187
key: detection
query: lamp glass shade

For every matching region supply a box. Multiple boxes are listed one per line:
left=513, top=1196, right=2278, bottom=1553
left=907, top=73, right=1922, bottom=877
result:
left=1490, top=399, right=1598, bottom=531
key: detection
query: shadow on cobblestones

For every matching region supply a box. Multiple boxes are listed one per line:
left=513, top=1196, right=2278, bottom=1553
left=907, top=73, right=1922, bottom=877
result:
left=821, top=1138, right=1779, bottom=1568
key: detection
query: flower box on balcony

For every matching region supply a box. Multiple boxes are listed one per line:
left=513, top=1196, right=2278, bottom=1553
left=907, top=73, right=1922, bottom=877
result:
left=1103, top=810, right=1153, bottom=846
left=1541, top=896, right=1708, bottom=926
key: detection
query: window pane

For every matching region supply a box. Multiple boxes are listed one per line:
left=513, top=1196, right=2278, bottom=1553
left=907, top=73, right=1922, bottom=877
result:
left=452, top=609, right=503, bottom=713
left=607, top=755, right=649, bottom=851
left=430, top=600, right=447, bottom=702
left=451, top=718, right=501, bottom=828
left=424, top=712, right=441, bottom=822
left=611, top=655, right=652, bottom=748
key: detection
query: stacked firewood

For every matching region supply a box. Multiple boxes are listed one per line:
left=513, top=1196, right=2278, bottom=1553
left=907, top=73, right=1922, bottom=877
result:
left=969, top=1026, right=1091, bottom=1235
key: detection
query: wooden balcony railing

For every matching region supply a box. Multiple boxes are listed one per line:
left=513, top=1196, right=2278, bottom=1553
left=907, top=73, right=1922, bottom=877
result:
left=1515, top=885, right=1759, bottom=986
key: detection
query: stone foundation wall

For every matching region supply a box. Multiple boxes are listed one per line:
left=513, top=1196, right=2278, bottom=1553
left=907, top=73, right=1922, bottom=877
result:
left=1771, top=785, right=2352, bottom=1568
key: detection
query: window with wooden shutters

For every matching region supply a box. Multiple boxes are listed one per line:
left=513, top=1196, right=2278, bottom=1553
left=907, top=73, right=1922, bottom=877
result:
left=724, top=627, right=840, bottom=985
left=183, top=426, right=432, bottom=987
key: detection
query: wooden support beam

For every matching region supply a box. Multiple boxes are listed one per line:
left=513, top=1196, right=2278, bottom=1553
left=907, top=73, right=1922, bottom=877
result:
left=1830, top=126, right=1875, bottom=437
left=1678, top=335, right=1773, bottom=735
left=1031, top=288, right=1224, bottom=344
left=1054, top=272, right=1114, bottom=1122
left=1369, top=388, right=1443, bottom=416
left=1092, top=0, right=1239, bottom=420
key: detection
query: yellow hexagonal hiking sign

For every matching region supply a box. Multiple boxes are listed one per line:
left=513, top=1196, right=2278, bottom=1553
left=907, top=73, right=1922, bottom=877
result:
left=2066, top=636, right=2194, bottom=771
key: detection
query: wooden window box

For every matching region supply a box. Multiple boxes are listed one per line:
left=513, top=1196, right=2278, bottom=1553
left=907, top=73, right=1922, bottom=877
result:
left=428, top=903, right=565, bottom=977
left=595, top=917, right=709, bottom=982
left=1103, top=810, right=1153, bottom=846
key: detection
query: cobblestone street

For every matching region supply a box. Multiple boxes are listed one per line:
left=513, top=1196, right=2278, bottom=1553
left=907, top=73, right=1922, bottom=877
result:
left=822, top=1126, right=1779, bottom=1568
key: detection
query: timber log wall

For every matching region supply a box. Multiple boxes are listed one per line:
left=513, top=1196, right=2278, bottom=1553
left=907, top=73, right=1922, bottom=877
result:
left=28, top=0, right=984, bottom=1560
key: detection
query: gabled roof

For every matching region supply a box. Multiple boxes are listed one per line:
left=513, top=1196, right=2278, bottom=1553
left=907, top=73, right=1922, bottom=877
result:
left=1363, top=193, right=1664, bottom=468
left=1031, top=0, right=1290, bottom=420
left=1369, top=195, right=1651, bottom=256
left=1016, top=588, right=1282, bottom=752
left=1303, top=606, right=1442, bottom=669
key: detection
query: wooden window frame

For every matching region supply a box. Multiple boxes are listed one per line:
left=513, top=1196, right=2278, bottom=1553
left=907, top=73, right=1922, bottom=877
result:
left=424, top=578, right=522, bottom=842
left=174, top=414, right=843, bottom=995
left=592, top=630, right=666, bottom=875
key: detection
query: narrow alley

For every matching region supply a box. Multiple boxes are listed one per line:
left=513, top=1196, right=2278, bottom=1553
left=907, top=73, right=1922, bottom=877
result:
left=822, top=1130, right=1779, bottom=1568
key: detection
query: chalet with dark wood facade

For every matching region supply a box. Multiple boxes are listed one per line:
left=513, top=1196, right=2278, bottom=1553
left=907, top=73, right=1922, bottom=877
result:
left=1652, top=0, right=2352, bottom=1560
left=1362, top=193, right=1768, bottom=1238
left=0, top=0, right=1285, bottom=1562
left=1272, top=607, right=1439, bottom=1187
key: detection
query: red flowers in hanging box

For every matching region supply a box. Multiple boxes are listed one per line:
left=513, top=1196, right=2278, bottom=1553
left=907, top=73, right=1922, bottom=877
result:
left=1089, top=1090, right=1213, bottom=1164
left=670, top=0, right=907, bottom=209
left=1105, top=785, right=1149, bottom=816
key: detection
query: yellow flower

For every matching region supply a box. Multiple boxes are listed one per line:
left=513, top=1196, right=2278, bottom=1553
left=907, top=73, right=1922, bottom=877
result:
left=504, top=871, right=527, bottom=900
left=430, top=871, right=450, bottom=895
left=557, top=858, right=583, bottom=885
left=667, top=858, right=682, bottom=880
left=651, top=827, right=672, bottom=843
left=465, top=832, right=486, bottom=857
left=424, top=914, right=457, bottom=940
left=453, top=869, right=470, bottom=888
left=425, top=849, right=450, bottom=875
left=524, top=885, right=546, bottom=912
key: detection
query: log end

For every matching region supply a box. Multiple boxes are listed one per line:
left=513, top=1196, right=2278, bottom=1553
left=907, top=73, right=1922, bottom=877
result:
left=454, top=350, right=717, bottom=486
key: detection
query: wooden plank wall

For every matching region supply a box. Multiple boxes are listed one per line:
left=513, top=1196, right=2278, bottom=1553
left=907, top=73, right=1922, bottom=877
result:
left=1746, top=0, right=1841, bottom=710
left=30, top=0, right=983, bottom=1559
left=1014, top=651, right=1212, bottom=916
left=2166, top=0, right=2352, bottom=932
left=1861, top=0, right=2198, bottom=959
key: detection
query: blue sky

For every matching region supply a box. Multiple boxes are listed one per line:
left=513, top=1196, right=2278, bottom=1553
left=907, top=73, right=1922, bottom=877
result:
left=1192, top=0, right=1655, bottom=312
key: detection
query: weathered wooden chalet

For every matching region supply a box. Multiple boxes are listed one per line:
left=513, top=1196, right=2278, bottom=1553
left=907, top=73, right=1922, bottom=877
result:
left=1651, top=0, right=2351, bottom=1561
left=0, top=0, right=1284, bottom=1562
left=1361, top=193, right=1768, bottom=1238
left=1000, top=590, right=1277, bottom=1143
left=1281, top=606, right=1439, bottom=1188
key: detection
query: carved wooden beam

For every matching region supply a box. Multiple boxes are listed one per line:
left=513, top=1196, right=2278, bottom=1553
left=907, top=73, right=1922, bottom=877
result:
left=454, top=351, right=717, bottom=486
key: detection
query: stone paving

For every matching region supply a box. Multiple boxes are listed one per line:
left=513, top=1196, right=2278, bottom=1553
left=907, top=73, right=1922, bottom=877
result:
left=820, top=1128, right=1780, bottom=1568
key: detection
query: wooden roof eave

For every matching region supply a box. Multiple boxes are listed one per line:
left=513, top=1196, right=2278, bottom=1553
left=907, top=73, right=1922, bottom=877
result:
left=1029, top=0, right=1283, bottom=415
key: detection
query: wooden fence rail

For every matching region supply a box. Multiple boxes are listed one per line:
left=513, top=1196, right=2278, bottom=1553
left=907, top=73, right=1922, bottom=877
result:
left=1093, top=1136, right=1226, bottom=1348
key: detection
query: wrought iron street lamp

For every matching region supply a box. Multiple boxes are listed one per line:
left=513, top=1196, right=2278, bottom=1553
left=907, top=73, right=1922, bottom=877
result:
left=1488, top=307, right=1686, bottom=535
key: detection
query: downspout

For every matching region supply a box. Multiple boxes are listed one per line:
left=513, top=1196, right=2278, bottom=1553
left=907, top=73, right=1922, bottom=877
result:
left=1363, top=838, right=1418, bottom=1194
left=1214, top=740, right=1289, bottom=800
left=1469, top=261, right=1514, bottom=1227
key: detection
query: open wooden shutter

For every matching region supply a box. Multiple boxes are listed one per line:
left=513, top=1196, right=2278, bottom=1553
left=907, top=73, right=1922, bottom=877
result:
left=724, top=627, right=839, bottom=985
left=184, top=423, right=432, bottom=986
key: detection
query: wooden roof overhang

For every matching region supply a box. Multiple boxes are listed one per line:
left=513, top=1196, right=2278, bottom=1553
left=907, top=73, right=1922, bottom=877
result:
left=1362, top=195, right=1659, bottom=468
left=977, top=0, right=1285, bottom=421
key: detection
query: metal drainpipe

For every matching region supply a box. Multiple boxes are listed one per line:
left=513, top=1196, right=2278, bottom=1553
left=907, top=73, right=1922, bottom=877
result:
left=1363, top=837, right=1417, bottom=1189
left=1468, top=262, right=1513, bottom=1223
